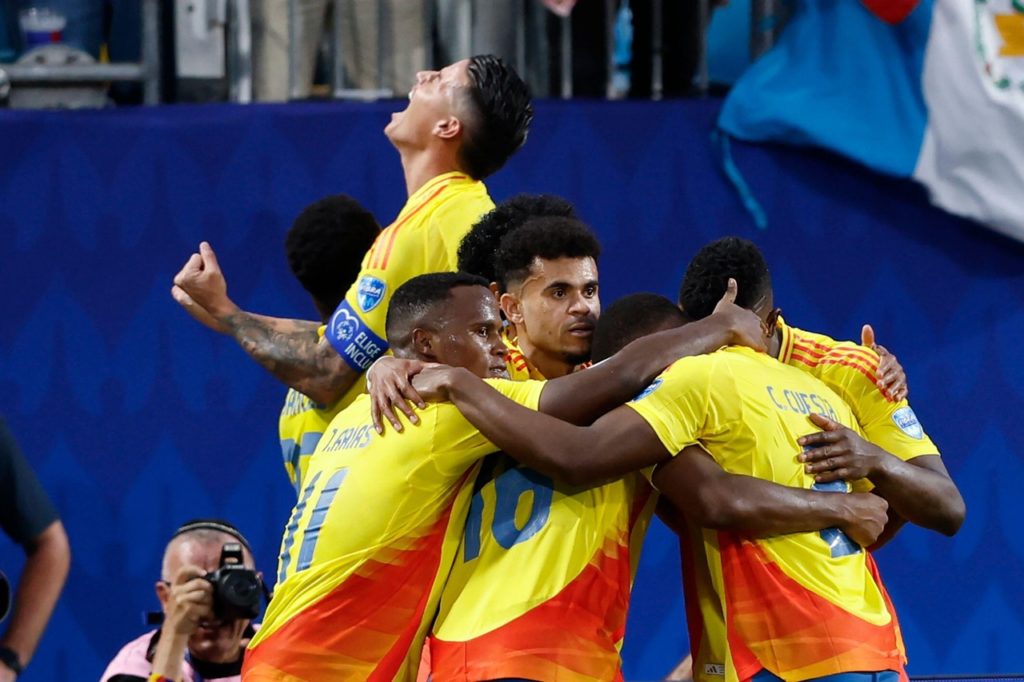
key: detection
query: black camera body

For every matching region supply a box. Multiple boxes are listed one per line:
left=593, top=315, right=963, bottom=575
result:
left=204, top=543, right=261, bottom=621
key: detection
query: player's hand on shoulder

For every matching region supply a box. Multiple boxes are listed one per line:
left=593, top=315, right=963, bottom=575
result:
left=711, top=278, right=768, bottom=353
left=163, top=565, right=215, bottom=637
left=861, top=324, right=908, bottom=402
left=798, top=413, right=888, bottom=482
left=839, top=492, right=888, bottom=548
left=410, top=366, right=463, bottom=404
left=368, top=357, right=439, bottom=434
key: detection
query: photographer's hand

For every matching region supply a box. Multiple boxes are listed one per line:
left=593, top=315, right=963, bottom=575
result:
left=152, top=565, right=214, bottom=679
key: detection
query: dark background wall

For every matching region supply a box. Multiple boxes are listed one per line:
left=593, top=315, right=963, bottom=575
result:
left=1, top=98, right=1021, bottom=680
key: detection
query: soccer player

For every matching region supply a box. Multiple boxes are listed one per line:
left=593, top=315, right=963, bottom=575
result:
left=408, top=257, right=964, bottom=682
left=676, top=237, right=964, bottom=544
left=171, top=55, right=533, bottom=409
left=244, top=272, right=771, bottom=681
left=278, top=196, right=380, bottom=490
left=424, top=216, right=627, bottom=681
left=456, top=193, right=578, bottom=290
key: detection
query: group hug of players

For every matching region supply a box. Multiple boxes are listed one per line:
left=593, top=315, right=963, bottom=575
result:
left=171, top=55, right=965, bottom=682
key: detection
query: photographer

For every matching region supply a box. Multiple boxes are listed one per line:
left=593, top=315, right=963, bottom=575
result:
left=101, top=520, right=262, bottom=682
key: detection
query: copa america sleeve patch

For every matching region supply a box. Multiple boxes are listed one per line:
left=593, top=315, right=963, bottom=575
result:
left=327, top=300, right=388, bottom=372
left=892, top=406, right=924, bottom=439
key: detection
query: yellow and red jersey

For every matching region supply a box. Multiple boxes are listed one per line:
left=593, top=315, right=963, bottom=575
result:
left=326, top=172, right=495, bottom=373
left=778, top=317, right=940, bottom=462
left=279, top=326, right=367, bottom=492
left=244, top=380, right=544, bottom=682
left=426, top=333, right=656, bottom=682
left=627, top=347, right=906, bottom=682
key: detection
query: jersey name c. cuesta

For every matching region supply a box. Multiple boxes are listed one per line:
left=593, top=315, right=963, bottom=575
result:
left=627, top=347, right=906, bottom=682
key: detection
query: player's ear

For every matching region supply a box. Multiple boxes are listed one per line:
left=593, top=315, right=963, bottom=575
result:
left=499, top=292, right=524, bottom=325
left=433, top=115, right=462, bottom=141
left=411, top=327, right=440, bottom=361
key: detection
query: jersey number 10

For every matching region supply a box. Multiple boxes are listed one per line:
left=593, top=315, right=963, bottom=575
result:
left=464, top=466, right=554, bottom=561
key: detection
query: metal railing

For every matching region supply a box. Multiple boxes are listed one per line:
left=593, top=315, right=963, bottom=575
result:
left=0, top=0, right=162, bottom=104
left=0, top=0, right=782, bottom=106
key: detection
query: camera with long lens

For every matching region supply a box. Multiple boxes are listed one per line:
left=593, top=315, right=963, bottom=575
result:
left=204, top=543, right=261, bottom=621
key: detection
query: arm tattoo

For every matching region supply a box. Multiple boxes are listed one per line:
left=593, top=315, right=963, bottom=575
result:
left=221, top=312, right=352, bottom=399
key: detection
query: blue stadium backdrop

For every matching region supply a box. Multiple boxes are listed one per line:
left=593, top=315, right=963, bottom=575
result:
left=1, top=98, right=1022, bottom=680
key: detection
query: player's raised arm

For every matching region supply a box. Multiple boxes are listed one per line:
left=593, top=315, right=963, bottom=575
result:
left=172, top=241, right=369, bottom=404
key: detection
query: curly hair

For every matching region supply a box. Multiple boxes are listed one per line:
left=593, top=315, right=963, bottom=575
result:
left=457, top=194, right=577, bottom=284
left=493, top=216, right=602, bottom=291
left=459, top=55, right=533, bottom=180
left=677, top=237, right=771, bottom=321
left=285, top=195, right=381, bottom=312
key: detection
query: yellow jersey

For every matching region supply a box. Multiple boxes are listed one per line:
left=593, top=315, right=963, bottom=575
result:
left=778, top=317, right=939, bottom=461
left=627, top=347, right=905, bottom=682
left=326, top=173, right=494, bottom=372
left=244, top=379, right=544, bottom=682
left=279, top=326, right=366, bottom=492
left=428, top=334, right=656, bottom=682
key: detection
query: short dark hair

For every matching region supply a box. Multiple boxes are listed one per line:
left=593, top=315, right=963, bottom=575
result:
left=457, top=194, right=578, bottom=283
left=494, top=216, right=602, bottom=291
left=385, top=272, right=491, bottom=350
left=459, top=55, right=533, bottom=180
left=678, top=237, right=771, bottom=321
left=285, top=195, right=381, bottom=311
left=591, top=293, right=686, bottom=363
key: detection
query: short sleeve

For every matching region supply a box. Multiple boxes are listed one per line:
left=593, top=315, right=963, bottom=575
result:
left=428, top=379, right=547, bottom=476
left=838, top=369, right=940, bottom=461
left=0, top=418, right=59, bottom=547
left=624, top=358, right=713, bottom=458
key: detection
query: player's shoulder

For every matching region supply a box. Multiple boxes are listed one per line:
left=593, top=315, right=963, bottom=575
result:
left=786, top=323, right=881, bottom=378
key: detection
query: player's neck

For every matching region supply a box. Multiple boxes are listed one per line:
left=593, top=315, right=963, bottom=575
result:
left=768, top=327, right=782, bottom=359
left=516, top=335, right=574, bottom=379
left=399, top=148, right=464, bottom=198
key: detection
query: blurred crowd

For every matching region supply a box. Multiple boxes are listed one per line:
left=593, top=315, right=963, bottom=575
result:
left=0, top=0, right=726, bottom=106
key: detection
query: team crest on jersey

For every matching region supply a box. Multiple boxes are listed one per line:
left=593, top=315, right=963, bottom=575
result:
left=892, top=406, right=923, bottom=440
left=632, top=378, right=662, bottom=402
left=357, top=276, right=387, bottom=313
left=330, top=307, right=358, bottom=343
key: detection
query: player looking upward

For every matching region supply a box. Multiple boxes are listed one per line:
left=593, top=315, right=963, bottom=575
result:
left=172, top=56, right=533, bottom=407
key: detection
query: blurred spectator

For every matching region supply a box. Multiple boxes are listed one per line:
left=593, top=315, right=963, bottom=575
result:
left=0, top=417, right=71, bottom=681
left=434, top=0, right=518, bottom=69
left=100, top=520, right=259, bottom=682
left=253, top=0, right=426, bottom=101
